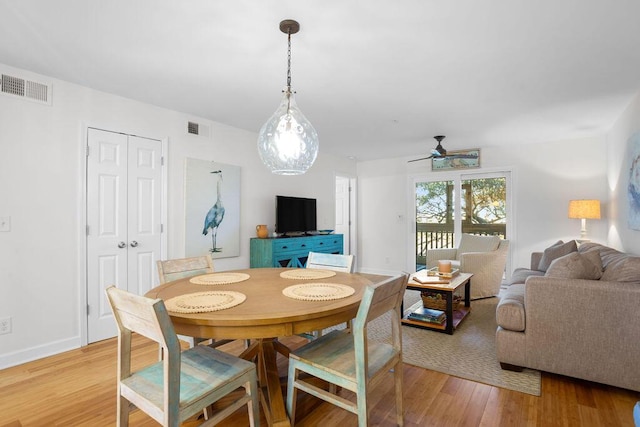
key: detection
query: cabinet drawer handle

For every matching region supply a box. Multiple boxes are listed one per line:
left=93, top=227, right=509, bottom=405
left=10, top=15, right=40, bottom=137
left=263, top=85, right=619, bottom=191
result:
left=282, top=246, right=288, bottom=249
left=301, top=244, right=306, bottom=247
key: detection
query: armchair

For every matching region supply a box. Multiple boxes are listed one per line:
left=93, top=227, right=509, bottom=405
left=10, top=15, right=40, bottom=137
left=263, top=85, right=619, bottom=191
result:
left=426, top=233, right=509, bottom=299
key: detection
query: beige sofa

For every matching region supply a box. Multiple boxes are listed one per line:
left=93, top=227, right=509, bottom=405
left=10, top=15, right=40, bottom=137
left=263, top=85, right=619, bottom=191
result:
left=496, top=241, right=640, bottom=392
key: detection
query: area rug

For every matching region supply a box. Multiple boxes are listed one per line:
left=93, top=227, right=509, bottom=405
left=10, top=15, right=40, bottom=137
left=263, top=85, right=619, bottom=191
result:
left=367, top=290, right=541, bottom=396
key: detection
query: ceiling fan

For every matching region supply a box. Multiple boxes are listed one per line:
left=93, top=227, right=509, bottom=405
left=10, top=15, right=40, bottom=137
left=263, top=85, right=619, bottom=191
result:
left=408, top=135, right=479, bottom=163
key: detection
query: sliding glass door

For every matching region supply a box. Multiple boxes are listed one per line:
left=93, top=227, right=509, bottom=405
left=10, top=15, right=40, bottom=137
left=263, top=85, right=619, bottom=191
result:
left=414, top=171, right=510, bottom=271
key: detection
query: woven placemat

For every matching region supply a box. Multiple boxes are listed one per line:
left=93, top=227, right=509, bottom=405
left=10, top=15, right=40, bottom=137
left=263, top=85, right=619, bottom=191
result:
left=282, top=283, right=355, bottom=301
left=280, top=269, right=337, bottom=280
left=164, top=291, right=246, bottom=313
left=189, top=272, right=250, bottom=285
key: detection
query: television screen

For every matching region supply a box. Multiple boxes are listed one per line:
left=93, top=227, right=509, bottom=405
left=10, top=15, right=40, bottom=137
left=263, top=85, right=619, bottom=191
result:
left=276, top=196, right=317, bottom=234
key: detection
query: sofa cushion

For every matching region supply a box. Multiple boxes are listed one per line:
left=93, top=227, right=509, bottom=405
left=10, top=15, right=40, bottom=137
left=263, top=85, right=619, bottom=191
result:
left=600, top=256, right=640, bottom=282
left=508, top=268, right=545, bottom=285
left=579, top=242, right=627, bottom=269
left=457, top=233, right=500, bottom=260
left=545, top=251, right=603, bottom=280
left=496, top=283, right=525, bottom=331
left=538, top=240, right=578, bottom=272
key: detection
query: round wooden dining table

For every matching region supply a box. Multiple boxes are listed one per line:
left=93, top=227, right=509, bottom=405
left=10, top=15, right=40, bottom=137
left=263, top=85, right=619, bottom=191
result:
left=145, top=267, right=383, bottom=427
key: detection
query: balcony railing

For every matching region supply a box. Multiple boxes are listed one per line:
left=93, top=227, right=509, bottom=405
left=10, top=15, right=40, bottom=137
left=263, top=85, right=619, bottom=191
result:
left=416, top=223, right=506, bottom=266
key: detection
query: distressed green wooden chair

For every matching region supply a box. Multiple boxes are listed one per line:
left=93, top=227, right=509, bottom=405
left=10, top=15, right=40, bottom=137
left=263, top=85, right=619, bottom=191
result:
left=156, top=254, right=215, bottom=284
left=286, top=273, right=409, bottom=427
left=306, top=251, right=354, bottom=273
left=157, top=255, right=238, bottom=348
left=303, top=251, right=356, bottom=339
left=106, top=286, right=259, bottom=427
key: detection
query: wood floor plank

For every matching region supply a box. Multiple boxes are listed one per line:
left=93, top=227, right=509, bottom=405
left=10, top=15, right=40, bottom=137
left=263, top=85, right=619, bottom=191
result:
left=0, top=334, right=638, bottom=426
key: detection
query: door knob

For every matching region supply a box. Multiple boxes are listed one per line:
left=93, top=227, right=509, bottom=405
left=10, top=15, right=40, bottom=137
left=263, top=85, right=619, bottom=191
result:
left=118, top=242, right=126, bottom=248
left=130, top=241, right=138, bottom=247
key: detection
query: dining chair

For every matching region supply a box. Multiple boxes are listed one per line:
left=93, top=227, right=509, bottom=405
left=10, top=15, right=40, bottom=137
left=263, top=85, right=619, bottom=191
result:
left=306, top=251, right=354, bottom=273
left=304, top=251, right=355, bottom=339
left=286, top=273, right=409, bottom=427
left=157, top=255, right=237, bottom=348
left=105, top=286, right=259, bottom=427
left=157, top=254, right=215, bottom=284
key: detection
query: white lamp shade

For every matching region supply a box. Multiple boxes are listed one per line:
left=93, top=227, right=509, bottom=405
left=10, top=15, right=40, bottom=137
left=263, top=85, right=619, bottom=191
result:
left=257, top=90, right=319, bottom=175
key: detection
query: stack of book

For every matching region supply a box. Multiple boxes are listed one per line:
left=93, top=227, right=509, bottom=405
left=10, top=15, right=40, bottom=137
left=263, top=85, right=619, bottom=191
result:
left=408, top=307, right=446, bottom=325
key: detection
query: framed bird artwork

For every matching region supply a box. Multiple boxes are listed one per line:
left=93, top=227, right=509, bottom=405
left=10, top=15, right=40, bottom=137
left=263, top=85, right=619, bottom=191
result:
left=185, top=158, right=241, bottom=259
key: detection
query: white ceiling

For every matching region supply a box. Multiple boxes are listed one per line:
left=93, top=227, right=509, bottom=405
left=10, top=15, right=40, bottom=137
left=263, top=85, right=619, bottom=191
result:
left=2, top=0, right=640, bottom=161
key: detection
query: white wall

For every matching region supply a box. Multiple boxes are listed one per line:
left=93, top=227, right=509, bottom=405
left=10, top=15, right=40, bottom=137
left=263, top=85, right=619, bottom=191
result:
left=357, top=136, right=609, bottom=274
left=607, top=91, right=640, bottom=254
left=0, top=63, right=356, bottom=368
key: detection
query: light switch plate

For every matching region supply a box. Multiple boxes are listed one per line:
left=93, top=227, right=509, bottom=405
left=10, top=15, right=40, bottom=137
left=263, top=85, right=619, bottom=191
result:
left=0, top=217, right=10, bottom=232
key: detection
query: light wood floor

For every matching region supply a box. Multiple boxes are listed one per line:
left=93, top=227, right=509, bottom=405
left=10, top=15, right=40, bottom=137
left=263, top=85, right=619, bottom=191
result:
left=0, top=334, right=638, bottom=427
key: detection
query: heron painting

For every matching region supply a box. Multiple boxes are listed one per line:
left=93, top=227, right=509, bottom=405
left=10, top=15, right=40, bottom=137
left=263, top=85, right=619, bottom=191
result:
left=185, top=158, right=240, bottom=259
left=203, top=170, right=225, bottom=252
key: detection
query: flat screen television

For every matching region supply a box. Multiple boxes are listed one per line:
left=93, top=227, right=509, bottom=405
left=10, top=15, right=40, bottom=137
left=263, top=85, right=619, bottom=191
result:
left=275, top=195, right=317, bottom=235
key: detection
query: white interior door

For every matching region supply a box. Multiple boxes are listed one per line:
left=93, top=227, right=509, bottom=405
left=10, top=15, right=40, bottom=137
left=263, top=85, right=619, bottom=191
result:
left=335, top=175, right=354, bottom=254
left=86, top=128, right=163, bottom=343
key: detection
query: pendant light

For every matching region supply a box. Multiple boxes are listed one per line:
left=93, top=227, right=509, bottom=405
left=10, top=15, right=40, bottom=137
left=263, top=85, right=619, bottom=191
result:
left=257, top=19, right=319, bottom=175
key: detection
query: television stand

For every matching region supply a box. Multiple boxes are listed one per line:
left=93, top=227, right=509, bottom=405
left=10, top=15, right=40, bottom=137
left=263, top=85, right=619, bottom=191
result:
left=250, top=234, right=344, bottom=268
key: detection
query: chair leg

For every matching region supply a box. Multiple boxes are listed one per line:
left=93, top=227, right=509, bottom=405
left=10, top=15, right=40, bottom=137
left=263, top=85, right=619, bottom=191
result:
left=286, top=363, right=299, bottom=426
left=394, top=363, right=404, bottom=426
left=247, top=373, right=259, bottom=427
left=117, top=396, right=130, bottom=427
left=356, top=390, right=369, bottom=427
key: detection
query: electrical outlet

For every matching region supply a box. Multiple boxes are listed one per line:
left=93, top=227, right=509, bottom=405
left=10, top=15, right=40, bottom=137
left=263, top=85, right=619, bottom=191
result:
left=0, top=317, right=11, bottom=335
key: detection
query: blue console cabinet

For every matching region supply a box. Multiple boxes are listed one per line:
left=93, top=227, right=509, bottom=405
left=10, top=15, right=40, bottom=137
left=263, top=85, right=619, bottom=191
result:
left=250, top=234, right=344, bottom=268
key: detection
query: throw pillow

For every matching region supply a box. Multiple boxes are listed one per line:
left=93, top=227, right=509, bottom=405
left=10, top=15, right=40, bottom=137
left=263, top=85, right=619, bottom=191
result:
left=538, top=240, right=578, bottom=272
left=545, top=251, right=603, bottom=280
left=457, top=233, right=501, bottom=259
left=600, top=256, right=640, bottom=282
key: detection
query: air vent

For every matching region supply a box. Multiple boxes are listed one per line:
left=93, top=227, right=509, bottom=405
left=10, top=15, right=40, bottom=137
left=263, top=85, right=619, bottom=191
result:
left=0, top=73, right=51, bottom=105
left=187, top=121, right=211, bottom=138
left=188, top=121, right=199, bottom=135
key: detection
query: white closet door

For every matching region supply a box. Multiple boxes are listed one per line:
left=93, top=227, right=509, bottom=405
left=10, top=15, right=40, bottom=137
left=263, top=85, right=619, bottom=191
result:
left=86, top=129, right=162, bottom=343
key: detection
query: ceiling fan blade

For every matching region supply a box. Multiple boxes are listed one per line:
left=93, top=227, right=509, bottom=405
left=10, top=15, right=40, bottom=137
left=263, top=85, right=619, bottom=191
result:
left=407, top=155, right=434, bottom=163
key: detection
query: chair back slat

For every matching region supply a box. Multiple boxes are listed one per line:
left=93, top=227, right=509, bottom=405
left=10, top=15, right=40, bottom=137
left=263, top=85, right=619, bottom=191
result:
left=106, top=286, right=179, bottom=352
left=354, top=274, right=409, bottom=329
left=157, top=255, right=215, bottom=284
left=306, top=252, right=354, bottom=273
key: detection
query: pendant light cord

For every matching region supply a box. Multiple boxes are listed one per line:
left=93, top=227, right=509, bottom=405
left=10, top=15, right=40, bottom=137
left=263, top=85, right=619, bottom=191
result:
left=286, top=29, right=292, bottom=92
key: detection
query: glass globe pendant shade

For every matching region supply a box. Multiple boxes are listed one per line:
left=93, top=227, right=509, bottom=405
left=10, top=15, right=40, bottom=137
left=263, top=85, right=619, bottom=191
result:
left=257, top=89, right=319, bottom=175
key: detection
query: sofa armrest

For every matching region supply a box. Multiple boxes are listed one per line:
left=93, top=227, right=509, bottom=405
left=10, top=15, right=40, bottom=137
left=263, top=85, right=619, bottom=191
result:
left=530, top=252, right=543, bottom=271
left=425, top=248, right=458, bottom=269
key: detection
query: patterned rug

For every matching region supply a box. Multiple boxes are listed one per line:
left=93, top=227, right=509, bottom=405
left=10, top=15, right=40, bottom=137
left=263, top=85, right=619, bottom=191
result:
left=367, top=290, right=542, bottom=396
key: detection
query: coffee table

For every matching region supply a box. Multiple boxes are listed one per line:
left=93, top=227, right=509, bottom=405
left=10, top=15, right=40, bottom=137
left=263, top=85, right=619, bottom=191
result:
left=401, top=272, right=472, bottom=334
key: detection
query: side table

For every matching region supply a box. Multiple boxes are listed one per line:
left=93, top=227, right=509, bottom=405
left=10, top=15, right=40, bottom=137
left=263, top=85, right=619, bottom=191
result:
left=402, top=272, right=472, bottom=335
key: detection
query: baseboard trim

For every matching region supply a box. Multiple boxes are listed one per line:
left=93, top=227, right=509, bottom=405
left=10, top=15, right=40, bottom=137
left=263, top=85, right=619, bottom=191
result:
left=0, top=336, right=81, bottom=370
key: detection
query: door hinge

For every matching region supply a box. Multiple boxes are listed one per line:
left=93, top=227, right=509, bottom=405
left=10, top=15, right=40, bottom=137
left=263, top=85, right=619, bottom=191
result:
left=86, top=225, right=90, bottom=235
left=86, top=145, right=90, bottom=157
left=160, top=224, right=164, bottom=233
left=87, top=304, right=90, bottom=315
left=161, top=156, right=164, bottom=166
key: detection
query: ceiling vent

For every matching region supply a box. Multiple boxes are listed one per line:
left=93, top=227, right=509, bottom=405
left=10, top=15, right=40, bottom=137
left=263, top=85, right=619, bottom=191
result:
left=187, top=121, right=211, bottom=138
left=0, top=73, right=52, bottom=105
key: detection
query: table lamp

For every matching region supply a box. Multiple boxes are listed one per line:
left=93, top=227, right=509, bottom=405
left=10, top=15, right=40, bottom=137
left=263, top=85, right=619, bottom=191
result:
left=568, top=199, right=601, bottom=239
